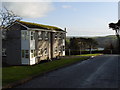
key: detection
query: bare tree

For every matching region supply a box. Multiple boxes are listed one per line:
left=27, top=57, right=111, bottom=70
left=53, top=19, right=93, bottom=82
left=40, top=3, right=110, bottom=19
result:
left=0, top=7, right=22, bottom=39
left=0, top=7, right=22, bottom=28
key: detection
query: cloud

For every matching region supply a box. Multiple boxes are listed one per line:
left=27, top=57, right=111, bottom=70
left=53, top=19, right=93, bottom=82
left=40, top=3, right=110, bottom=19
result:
left=2, top=2, right=54, bottom=18
left=62, top=5, right=72, bottom=9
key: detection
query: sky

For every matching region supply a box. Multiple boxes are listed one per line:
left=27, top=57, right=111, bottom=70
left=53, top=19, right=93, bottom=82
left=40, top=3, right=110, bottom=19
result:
left=1, top=1, right=118, bottom=37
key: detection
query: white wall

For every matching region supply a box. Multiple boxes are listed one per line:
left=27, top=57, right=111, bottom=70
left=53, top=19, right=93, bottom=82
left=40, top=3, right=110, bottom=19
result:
left=29, top=31, right=36, bottom=65
left=21, top=30, right=30, bottom=65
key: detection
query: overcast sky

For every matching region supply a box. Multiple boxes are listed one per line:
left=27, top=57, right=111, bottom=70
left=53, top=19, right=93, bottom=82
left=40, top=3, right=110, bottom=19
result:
left=1, top=1, right=118, bottom=37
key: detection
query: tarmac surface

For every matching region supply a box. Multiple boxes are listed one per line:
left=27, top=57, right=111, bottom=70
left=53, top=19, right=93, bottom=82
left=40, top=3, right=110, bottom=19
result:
left=16, top=55, right=120, bottom=88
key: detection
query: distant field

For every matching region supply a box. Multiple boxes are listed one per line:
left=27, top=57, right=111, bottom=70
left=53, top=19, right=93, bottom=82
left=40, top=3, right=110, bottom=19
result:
left=3, top=56, right=90, bottom=87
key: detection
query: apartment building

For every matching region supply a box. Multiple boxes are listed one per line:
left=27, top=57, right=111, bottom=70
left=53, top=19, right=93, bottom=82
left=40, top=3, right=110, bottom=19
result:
left=2, top=20, right=66, bottom=65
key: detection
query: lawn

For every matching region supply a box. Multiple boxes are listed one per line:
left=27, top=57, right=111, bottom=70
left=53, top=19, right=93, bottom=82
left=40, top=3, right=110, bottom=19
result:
left=2, top=56, right=90, bottom=87
left=77, top=53, right=102, bottom=56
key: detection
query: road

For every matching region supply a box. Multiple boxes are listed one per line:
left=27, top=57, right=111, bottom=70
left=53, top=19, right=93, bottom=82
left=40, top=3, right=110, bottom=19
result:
left=16, top=55, right=120, bottom=88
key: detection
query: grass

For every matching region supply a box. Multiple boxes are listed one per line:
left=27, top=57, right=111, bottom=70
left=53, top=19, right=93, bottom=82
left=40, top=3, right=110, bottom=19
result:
left=76, top=53, right=102, bottom=56
left=2, top=56, right=89, bottom=86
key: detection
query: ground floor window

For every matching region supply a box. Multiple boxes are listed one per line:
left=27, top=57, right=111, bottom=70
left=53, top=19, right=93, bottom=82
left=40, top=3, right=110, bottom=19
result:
left=44, top=48, right=48, bottom=55
left=54, top=47, right=57, bottom=53
left=63, top=46, right=65, bottom=51
left=22, top=50, right=29, bottom=58
left=31, top=50, right=36, bottom=58
left=38, top=48, right=43, bottom=56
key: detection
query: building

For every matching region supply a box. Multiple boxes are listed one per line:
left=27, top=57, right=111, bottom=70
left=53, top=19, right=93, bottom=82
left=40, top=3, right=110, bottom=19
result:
left=2, top=20, right=66, bottom=65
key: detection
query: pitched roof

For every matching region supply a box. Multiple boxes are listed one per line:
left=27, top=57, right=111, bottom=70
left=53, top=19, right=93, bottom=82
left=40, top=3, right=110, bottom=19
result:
left=16, top=20, right=64, bottom=32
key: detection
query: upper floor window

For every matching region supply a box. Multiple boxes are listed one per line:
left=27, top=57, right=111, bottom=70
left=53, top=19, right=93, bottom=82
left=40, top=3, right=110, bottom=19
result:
left=2, top=30, right=6, bottom=40
left=63, top=33, right=65, bottom=39
left=31, top=31, right=34, bottom=40
left=59, top=33, right=62, bottom=39
left=55, top=33, right=57, bottom=39
left=38, top=31, right=42, bottom=40
left=21, top=31, right=29, bottom=40
left=45, top=32, right=48, bottom=40
left=2, top=48, right=6, bottom=56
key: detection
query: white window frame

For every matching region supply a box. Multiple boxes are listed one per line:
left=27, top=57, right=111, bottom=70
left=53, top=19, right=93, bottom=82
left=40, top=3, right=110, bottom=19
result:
left=54, top=47, right=57, bottom=54
left=59, top=33, right=62, bottom=39
left=63, top=46, right=65, bottom=51
left=45, top=32, right=48, bottom=40
left=31, top=31, right=34, bottom=40
left=22, top=50, right=29, bottom=58
left=21, top=31, right=29, bottom=40
left=55, top=33, right=57, bottom=40
left=38, top=48, right=43, bottom=56
left=38, top=31, right=42, bottom=40
left=44, top=48, right=48, bottom=55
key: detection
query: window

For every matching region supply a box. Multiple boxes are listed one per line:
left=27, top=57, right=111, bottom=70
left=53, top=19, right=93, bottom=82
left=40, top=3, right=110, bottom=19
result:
left=38, top=32, right=42, bottom=40
left=59, top=33, right=62, bottom=39
left=31, top=50, right=34, bottom=58
left=22, top=50, right=29, bottom=58
left=54, top=47, right=57, bottom=53
left=38, top=48, right=42, bottom=56
left=2, top=48, right=6, bottom=56
left=45, top=32, right=48, bottom=40
left=21, top=31, right=29, bottom=40
left=59, top=46, right=62, bottom=52
left=44, top=48, right=47, bottom=55
left=31, top=50, right=36, bottom=58
left=31, top=31, right=34, bottom=40
left=2, top=30, right=6, bottom=39
left=55, top=33, right=57, bottom=39
left=25, top=31, right=29, bottom=40
left=25, top=50, right=29, bottom=58
left=63, top=46, right=65, bottom=51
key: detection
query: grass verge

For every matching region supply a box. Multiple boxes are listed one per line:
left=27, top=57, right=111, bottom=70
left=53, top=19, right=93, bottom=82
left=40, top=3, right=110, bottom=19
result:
left=2, top=56, right=89, bottom=87
left=76, top=53, right=102, bottom=56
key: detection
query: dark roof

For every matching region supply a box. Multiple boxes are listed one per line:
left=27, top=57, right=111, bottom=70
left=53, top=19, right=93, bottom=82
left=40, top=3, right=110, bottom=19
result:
left=16, top=20, right=64, bottom=32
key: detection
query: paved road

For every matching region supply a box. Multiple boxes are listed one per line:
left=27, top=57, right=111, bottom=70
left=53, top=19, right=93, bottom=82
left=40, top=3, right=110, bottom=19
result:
left=16, top=55, right=120, bottom=88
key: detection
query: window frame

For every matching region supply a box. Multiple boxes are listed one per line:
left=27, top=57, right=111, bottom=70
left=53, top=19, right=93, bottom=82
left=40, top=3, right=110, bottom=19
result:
left=44, top=48, right=48, bottom=55
left=38, top=31, right=42, bottom=40
left=45, top=32, right=48, bottom=40
left=31, top=31, right=34, bottom=40
left=54, top=47, right=57, bottom=54
left=55, top=33, right=57, bottom=40
left=22, top=50, right=29, bottom=58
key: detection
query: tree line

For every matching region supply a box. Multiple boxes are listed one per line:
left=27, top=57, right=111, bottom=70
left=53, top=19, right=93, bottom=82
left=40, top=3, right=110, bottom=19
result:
left=65, top=37, right=98, bottom=55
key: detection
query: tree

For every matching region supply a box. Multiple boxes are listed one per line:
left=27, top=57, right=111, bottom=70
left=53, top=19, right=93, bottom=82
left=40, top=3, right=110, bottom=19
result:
left=86, top=38, right=98, bottom=54
left=109, top=20, right=120, bottom=54
left=0, top=7, right=22, bottom=39
left=0, top=7, right=22, bottom=28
